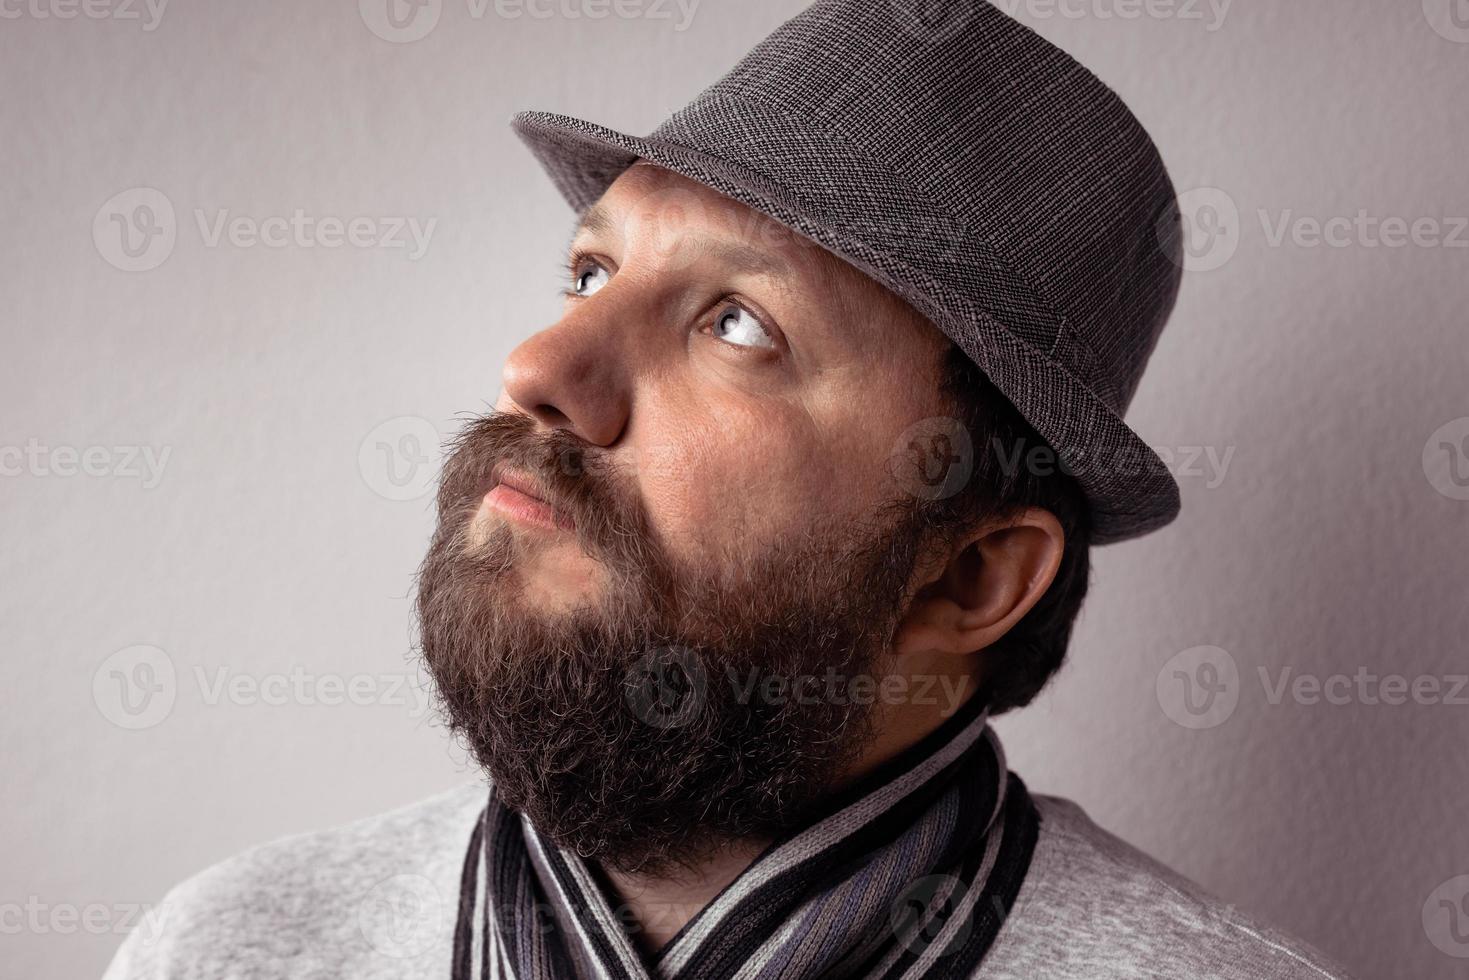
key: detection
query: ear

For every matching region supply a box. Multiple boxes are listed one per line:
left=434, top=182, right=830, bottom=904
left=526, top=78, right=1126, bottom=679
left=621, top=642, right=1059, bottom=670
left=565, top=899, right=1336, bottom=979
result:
left=892, top=507, right=1066, bottom=661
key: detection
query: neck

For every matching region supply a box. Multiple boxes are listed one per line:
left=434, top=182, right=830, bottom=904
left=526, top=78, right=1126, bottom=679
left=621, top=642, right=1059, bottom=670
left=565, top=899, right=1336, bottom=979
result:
left=598, top=835, right=773, bottom=956
left=599, top=668, right=981, bottom=957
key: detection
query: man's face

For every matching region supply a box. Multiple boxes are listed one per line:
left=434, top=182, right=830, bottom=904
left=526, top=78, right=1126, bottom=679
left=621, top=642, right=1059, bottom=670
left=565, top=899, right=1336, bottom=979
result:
left=491, top=162, right=957, bottom=607
left=417, top=163, right=964, bottom=872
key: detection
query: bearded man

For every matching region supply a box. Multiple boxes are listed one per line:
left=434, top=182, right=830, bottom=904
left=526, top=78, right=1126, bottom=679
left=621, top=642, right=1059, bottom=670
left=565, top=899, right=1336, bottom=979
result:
left=105, top=2, right=1354, bottom=978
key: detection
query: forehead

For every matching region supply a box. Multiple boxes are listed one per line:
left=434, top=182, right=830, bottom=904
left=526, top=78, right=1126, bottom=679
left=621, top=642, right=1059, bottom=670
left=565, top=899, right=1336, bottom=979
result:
left=576, top=162, right=861, bottom=289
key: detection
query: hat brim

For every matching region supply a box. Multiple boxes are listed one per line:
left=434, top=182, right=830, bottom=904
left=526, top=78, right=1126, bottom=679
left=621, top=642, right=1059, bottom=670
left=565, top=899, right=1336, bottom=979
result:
left=510, top=109, right=1181, bottom=545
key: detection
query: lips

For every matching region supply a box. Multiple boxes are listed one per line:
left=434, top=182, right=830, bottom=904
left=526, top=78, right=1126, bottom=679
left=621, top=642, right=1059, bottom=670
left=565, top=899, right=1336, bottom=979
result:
left=485, top=464, right=576, bottom=533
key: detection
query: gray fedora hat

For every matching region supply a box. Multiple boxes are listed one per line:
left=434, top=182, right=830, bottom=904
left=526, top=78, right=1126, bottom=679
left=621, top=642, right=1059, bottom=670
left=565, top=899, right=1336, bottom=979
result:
left=511, top=0, right=1185, bottom=544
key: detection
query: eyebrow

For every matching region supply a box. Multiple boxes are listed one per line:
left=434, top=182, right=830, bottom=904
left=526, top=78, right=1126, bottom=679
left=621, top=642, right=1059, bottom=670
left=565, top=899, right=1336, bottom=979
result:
left=567, top=203, right=794, bottom=280
left=572, top=202, right=616, bottom=240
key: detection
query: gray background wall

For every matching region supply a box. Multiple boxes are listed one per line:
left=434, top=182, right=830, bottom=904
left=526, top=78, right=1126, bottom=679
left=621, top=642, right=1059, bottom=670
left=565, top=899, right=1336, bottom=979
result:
left=3, top=2, right=1467, bottom=977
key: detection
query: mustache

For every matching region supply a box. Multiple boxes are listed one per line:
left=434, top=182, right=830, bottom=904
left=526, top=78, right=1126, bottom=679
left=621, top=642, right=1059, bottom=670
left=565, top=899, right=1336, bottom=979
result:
left=433, top=410, right=671, bottom=585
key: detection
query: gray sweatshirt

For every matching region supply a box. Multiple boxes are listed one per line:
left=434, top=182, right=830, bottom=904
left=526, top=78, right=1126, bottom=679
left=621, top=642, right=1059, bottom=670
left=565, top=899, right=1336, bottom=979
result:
left=101, top=783, right=1355, bottom=979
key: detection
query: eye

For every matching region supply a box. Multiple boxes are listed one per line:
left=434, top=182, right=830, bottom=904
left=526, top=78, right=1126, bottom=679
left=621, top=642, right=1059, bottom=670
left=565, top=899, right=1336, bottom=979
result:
left=569, top=257, right=610, bottom=297
left=708, top=303, right=777, bottom=350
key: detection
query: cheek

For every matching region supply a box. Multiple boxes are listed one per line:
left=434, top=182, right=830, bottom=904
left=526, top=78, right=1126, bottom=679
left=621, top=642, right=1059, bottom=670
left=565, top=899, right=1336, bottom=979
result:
left=631, top=402, right=869, bottom=563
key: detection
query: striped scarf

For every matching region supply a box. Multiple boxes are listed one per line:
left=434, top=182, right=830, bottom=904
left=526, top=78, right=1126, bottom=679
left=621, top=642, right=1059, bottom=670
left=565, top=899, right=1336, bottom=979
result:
left=451, top=698, right=1038, bottom=980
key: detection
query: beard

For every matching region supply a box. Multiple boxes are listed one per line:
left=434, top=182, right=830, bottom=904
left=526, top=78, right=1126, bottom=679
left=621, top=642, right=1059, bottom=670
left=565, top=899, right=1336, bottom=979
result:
left=415, top=410, right=938, bottom=875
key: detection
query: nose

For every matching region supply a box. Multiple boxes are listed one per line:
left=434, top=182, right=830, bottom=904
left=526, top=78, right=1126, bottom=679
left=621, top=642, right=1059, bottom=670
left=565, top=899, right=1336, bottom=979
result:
left=499, top=314, right=630, bottom=448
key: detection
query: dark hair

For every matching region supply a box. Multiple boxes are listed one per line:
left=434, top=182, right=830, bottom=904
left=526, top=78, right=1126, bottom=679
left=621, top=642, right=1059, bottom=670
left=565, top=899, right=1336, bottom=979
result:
left=920, top=342, right=1093, bottom=714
